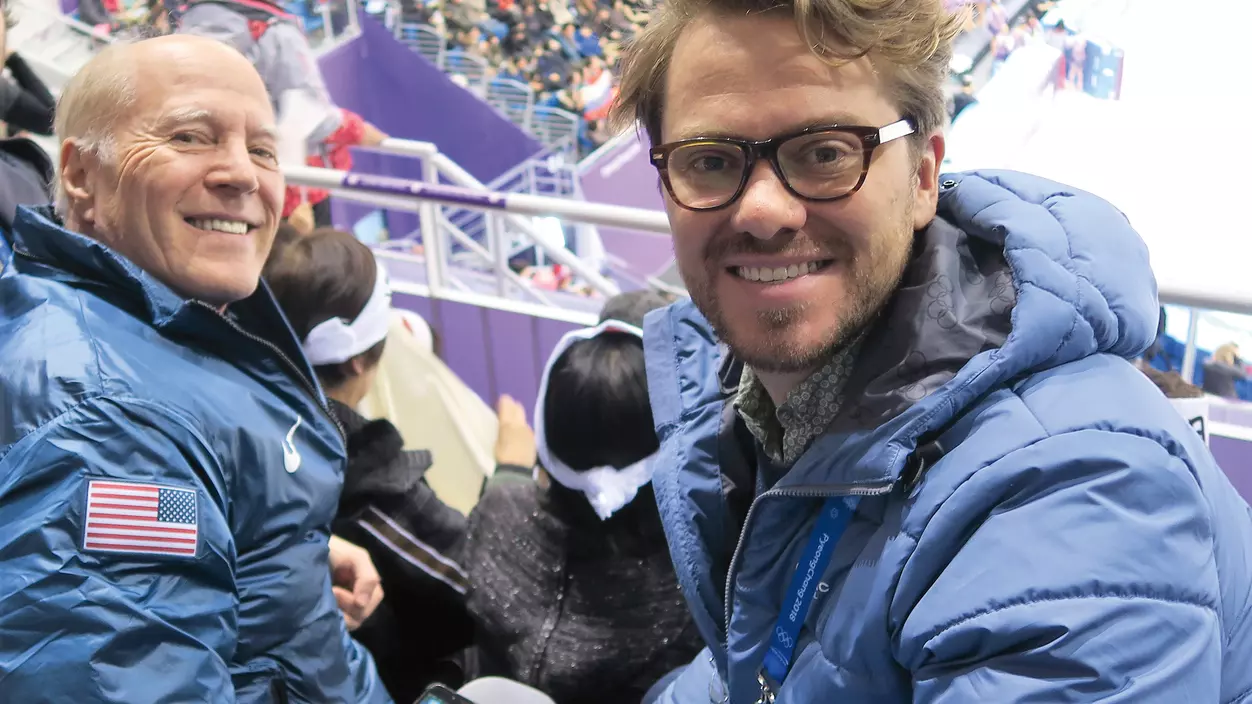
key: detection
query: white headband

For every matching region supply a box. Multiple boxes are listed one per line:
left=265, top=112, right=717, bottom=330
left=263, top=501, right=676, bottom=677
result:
left=533, top=319, right=658, bottom=520
left=302, top=261, right=393, bottom=366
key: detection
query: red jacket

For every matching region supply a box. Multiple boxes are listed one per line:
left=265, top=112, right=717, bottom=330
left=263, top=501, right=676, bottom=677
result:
left=282, top=108, right=367, bottom=217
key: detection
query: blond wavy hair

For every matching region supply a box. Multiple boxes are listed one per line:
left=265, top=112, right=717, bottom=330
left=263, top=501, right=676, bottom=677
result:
left=610, top=0, right=966, bottom=149
left=1213, top=343, right=1240, bottom=367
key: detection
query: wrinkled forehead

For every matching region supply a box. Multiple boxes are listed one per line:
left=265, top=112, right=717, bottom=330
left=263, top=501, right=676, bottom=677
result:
left=135, top=95, right=279, bottom=143
left=138, top=53, right=272, bottom=112
left=130, top=65, right=277, bottom=135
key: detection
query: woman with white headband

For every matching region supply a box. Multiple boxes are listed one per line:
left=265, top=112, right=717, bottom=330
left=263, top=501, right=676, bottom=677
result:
left=263, top=226, right=539, bottom=701
left=460, top=290, right=702, bottom=704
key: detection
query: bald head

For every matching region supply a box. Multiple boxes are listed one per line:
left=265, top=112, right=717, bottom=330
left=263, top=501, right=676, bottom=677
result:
left=55, top=36, right=264, bottom=165
left=55, top=35, right=270, bottom=211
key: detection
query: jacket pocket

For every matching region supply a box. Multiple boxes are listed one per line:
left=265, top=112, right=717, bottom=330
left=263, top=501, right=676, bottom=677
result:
left=231, top=658, right=289, bottom=704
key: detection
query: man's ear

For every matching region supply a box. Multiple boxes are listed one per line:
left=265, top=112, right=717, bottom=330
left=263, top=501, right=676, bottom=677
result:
left=59, top=138, right=96, bottom=227
left=912, top=131, right=946, bottom=231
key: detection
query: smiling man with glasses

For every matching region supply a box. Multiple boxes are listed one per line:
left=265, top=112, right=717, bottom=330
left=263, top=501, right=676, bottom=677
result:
left=613, top=0, right=1252, bottom=702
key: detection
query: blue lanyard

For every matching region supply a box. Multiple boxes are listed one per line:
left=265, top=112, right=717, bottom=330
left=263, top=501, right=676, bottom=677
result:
left=761, top=495, right=861, bottom=685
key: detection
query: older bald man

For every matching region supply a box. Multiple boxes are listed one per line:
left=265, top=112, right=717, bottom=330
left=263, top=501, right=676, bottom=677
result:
left=0, top=35, right=391, bottom=703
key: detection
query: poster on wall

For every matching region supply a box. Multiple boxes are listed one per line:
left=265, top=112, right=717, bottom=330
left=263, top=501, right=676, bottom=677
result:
left=1169, top=397, right=1211, bottom=445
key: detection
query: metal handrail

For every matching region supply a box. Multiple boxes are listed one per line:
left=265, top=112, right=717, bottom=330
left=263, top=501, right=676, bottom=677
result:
left=285, top=162, right=668, bottom=299
left=293, top=162, right=669, bottom=235
left=359, top=138, right=636, bottom=294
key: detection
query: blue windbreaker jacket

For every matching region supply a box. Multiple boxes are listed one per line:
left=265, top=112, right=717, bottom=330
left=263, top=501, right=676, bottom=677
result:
left=644, top=172, right=1252, bottom=703
left=0, top=206, right=392, bottom=703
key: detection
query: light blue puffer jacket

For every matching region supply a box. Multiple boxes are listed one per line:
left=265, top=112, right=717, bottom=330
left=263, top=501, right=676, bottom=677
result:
left=643, top=172, right=1252, bottom=703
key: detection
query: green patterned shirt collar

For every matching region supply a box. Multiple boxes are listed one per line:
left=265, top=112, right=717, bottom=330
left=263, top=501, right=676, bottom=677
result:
left=733, top=334, right=865, bottom=470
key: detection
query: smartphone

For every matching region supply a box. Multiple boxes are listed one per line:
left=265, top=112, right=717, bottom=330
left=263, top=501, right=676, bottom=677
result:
left=414, top=684, right=477, bottom=704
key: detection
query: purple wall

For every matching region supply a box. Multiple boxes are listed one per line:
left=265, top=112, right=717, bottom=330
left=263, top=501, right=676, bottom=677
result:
left=318, top=14, right=542, bottom=183
left=391, top=292, right=584, bottom=412
left=1211, top=434, right=1252, bottom=503
left=578, top=129, right=674, bottom=287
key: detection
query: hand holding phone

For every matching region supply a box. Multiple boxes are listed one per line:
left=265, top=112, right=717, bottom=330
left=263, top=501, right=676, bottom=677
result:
left=415, top=684, right=477, bottom=704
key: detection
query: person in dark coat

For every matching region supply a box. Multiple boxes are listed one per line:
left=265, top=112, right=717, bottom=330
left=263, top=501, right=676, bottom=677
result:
left=460, top=291, right=702, bottom=704
left=0, top=10, right=53, bottom=244
left=1, top=51, right=56, bottom=137
left=263, top=226, right=538, bottom=702
left=1202, top=343, right=1249, bottom=400
left=0, top=135, right=51, bottom=236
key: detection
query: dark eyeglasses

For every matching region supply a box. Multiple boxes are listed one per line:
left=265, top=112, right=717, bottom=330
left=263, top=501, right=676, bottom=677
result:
left=649, top=118, right=916, bottom=212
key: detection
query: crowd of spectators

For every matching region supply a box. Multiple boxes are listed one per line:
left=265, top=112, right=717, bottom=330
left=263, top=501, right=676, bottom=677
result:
left=399, top=0, right=651, bottom=153
left=3, top=0, right=1252, bottom=702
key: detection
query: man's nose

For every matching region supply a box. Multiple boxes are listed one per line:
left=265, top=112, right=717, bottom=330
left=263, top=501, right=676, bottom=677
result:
left=728, top=160, right=807, bottom=241
left=205, top=140, right=261, bottom=194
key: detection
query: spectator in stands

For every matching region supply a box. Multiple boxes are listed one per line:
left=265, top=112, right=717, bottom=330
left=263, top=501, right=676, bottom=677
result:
left=0, top=35, right=390, bottom=702
left=2, top=47, right=56, bottom=137
left=497, top=56, right=527, bottom=82
left=460, top=291, right=702, bottom=704
left=574, top=22, right=602, bottom=58
left=534, top=36, right=573, bottom=87
left=1203, top=342, right=1248, bottom=399
left=949, top=74, right=977, bottom=120
left=75, top=0, right=114, bottom=32
left=0, top=2, right=54, bottom=244
left=521, top=1, right=553, bottom=36
left=1065, top=29, right=1087, bottom=89
left=983, top=0, right=1008, bottom=33
left=613, top=0, right=1252, bottom=700
left=1045, top=18, right=1071, bottom=88
left=264, top=225, right=547, bottom=700
left=504, top=21, right=532, bottom=55
left=555, top=21, right=581, bottom=59
left=989, top=23, right=1013, bottom=75
left=0, top=132, right=49, bottom=241
left=445, top=0, right=485, bottom=42
left=613, top=0, right=650, bottom=30
left=179, top=0, right=390, bottom=231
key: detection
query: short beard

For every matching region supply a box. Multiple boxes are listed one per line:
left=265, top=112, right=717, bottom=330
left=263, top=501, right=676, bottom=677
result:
left=685, top=196, right=916, bottom=376
left=716, top=256, right=900, bottom=375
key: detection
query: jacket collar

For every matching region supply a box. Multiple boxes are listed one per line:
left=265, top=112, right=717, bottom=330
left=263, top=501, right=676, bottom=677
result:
left=9, top=205, right=195, bottom=326
left=646, top=170, right=1158, bottom=490
left=6, top=205, right=317, bottom=385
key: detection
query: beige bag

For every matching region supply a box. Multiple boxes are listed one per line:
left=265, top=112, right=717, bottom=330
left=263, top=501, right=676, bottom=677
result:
left=357, top=311, right=498, bottom=515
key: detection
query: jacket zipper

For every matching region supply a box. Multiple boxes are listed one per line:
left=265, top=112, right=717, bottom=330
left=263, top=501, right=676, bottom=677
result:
left=195, top=301, right=346, bottom=443
left=721, top=482, right=895, bottom=694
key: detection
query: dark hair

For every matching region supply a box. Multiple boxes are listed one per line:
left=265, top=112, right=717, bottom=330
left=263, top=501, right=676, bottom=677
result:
left=598, top=289, right=678, bottom=328
left=544, top=333, right=658, bottom=470
left=542, top=333, right=663, bottom=544
left=263, top=227, right=386, bottom=388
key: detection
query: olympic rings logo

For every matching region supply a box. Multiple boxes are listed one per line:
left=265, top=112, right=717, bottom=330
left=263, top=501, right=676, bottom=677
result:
left=774, top=627, right=794, bottom=649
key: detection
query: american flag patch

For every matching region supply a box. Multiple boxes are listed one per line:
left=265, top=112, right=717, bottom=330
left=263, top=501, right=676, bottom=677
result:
left=83, top=480, right=199, bottom=557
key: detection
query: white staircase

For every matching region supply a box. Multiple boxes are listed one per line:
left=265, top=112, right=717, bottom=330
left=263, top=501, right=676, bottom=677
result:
left=7, top=0, right=113, bottom=158
left=8, top=0, right=109, bottom=94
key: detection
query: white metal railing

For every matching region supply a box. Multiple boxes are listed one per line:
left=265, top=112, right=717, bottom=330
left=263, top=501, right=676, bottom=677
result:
left=288, top=137, right=671, bottom=308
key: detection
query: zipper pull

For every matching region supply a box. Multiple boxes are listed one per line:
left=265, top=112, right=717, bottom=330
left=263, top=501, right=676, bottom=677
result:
left=708, top=654, right=729, bottom=703
left=755, top=672, right=776, bottom=704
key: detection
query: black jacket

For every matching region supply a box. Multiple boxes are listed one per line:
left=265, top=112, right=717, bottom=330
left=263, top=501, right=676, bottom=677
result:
left=0, top=138, right=53, bottom=237
left=1202, top=359, right=1248, bottom=400
left=461, top=476, right=703, bottom=704
left=0, top=54, right=56, bottom=137
left=328, top=399, right=475, bottom=703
